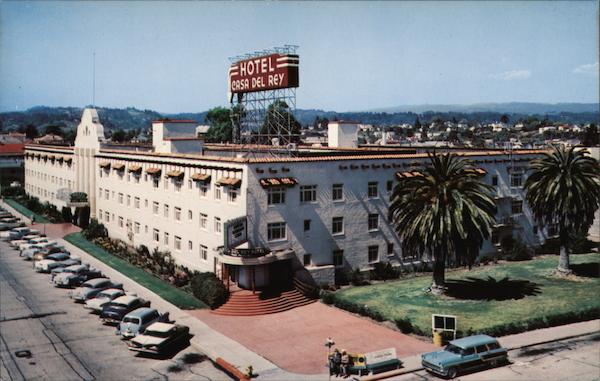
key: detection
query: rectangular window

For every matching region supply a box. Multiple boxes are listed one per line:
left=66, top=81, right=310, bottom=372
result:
left=200, top=213, right=208, bottom=229
left=153, top=229, right=160, bottom=242
left=164, top=179, right=168, bottom=190
left=332, top=217, right=344, bottom=235
left=153, top=202, right=159, bottom=215
left=126, top=195, right=131, bottom=206
left=174, top=207, right=181, bottom=221
left=215, top=186, right=222, bottom=200
left=188, top=210, right=193, bottom=221
left=386, top=180, right=394, bottom=192
left=118, top=193, right=124, bottom=204
left=174, top=180, right=182, bottom=192
left=98, top=188, right=102, bottom=199
left=153, top=177, right=159, bottom=188
left=200, top=245, right=208, bottom=260
left=268, top=187, right=286, bottom=205
left=304, top=219, right=311, bottom=231
left=267, top=222, right=286, bottom=241
left=300, top=185, right=317, bottom=202
left=144, top=199, right=148, bottom=208
left=491, top=230, right=500, bottom=245
left=164, top=232, right=169, bottom=245
left=368, top=182, right=378, bottom=198
left=511, top=199, right=523, bottom=214
left=174, top=236, right=181, bottom=250
left=188, top=240, right=193, bottom=251
left=492, top=175, right=498, bottom=186
left=387, top=243, right=394, bottom=256
left=188, top=180, right=193, bottom=189
left=368, top=213, right=379, bottom=231
left=510, top=172, right=523, bottom=187
left=303, top=253, right=312, bottom=266
left=200, top=184, right=208, bottom=197
left=164, top=204, right=169, bottom=218
left=118, top=216, right=124, bottom=228
left=98, top=209, right=103, bottom=220
left=333, top=250, right=344, bottom=267
left=228, top=188, right=238, bottom=203
left=134, top=197, right=140, bottom=209
left=332, top=184, right=344, bottom=201
left=368, top=245, right=379, bottom=263
left=105, top=189, right=109, bottom=199
left=105, top=211, right=110, bottom=222
left=214, top=217, right=222, bottom=233
left=134, top=222, right=140, bottom=234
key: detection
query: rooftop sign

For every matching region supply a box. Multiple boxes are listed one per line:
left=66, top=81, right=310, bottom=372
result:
left=229, top=53, right=299, bottom=94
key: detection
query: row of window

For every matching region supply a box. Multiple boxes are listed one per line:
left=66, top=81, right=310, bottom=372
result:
left=267, top=213, right=381, bottom=242
left=26, top=169, right=73, bottom=188
left=97, top=210, right=210, bottom=260
left=98, top=181, right=237, bottom=204
left=268, top=181, right=394, bottom=205
left=491, top=172, right=524, bottom=188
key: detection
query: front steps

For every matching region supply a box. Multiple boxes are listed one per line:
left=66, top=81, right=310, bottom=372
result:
left=211, top=288, right=316, bottom=316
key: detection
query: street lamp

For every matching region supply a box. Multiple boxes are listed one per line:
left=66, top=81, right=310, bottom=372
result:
left=324, top=337, right=335, bottom=381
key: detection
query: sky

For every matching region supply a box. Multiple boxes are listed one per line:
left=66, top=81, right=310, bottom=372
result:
left=0, top=1, right=598, bottom=113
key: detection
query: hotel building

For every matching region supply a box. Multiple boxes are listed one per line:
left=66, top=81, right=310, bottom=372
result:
left=24, top=109, right=551, bottom=289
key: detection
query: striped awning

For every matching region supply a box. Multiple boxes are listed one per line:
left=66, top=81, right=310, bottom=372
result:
left=190, top=173, right=211, bottom=183
left=64, top=157, right=72, bottom=163
left=216, top=177, right=242, bottom=187
left=128, top=165, right=142, bottom=173
left=99, top=161, right=111, bottom=169
left=166, top=170, right=184, bottom=179
left=395, top=171, right=425, bottom=180
left=57, top=156, right=64, bottom=162
left=465, top=168, right=487, bottom=176
left=113, top=163, right=125, bottom=171
left=259, top=177, right=298, bottom=188
left=146, top=167, right=161, bottom=175
left=48, top=155, right=55, bottom=161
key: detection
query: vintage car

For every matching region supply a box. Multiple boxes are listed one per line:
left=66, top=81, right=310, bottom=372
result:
left=18, top=237, right=50, bottom=252
left=100, top=296, right=151, bottom=325
left=22, top=242, right=61, bottom=260
left=71, top=278, right=123, bottom=303
left=31, top=248, right=71, bottom=262
left=35, top=257, right=81, bottom=273
left=84, top=288, right=127, bottom=313
left=53, top=264, right=103, bottom=288
left=9, top=239, right=29, bottom=248
left=0, top=227, right=30, bottom=241
left=421, top=335, right=508, bottom=379
left=127, top=322, right=190, bottom=355
left=117, top=308, right=167, bottom=339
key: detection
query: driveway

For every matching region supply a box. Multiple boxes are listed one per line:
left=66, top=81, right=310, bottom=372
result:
left=191, top=302, right=435, bottom=374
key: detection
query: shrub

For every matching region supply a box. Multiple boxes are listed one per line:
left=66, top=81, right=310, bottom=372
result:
left=70, top=192, right=88, bottom=203
left=394, top=317, right=415, bottom=333
left=190, top=272, right=228, bottom=308
left=320, top=291, right=335, bottom=305
left=25, top=197, right=42, bottom=213
left=504, top=237, right=533, bottom=261
left=1, top=186, right=25, bottom=198
left=370, top=262, right=399, bottom=281
left=61, top=206, right=73, bottom=222
left=570, top=232, right=595, bottom=254
left=83, top=218, right=108, bottom=240
left=350, top=268, right=369, bottom=286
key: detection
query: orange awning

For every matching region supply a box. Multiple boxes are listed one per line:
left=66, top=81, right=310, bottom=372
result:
left=259, top=177, right=298, bottom=188
left=113, top=163, right=125, bottom=171
left=146, top=167, right=161, bottom=175
left=128, top=165, right=142, bottom=173
left=190, top=173, right=211, bottom=182
left=99, top=161, right=111, bottom=169
left=216, top=177, right=242, bottom=187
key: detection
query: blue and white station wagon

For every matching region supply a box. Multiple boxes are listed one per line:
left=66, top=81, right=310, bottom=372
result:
left=422, top=334, right=508, bottom=379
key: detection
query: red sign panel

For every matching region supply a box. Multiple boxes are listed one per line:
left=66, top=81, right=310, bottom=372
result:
left=229, top=53, right=299, bottom=94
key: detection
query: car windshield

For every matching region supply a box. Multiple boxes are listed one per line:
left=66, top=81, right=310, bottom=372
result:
left=445, top=344, right=463, bottom=354
left=123, top=317, right=140, bottom=324
left=97, top=293, right=112, bottom=299
left=144, top=329, right=172, bottom=338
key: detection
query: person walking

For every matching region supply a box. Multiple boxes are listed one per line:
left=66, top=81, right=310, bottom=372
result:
left=340, top=350, right=350, bottom=378
left=332, top=348, right=341, bottom=377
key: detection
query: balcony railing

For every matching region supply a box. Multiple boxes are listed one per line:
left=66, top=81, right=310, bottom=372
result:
left=494, top=216, right=516, bottom=227
left=221, top=248, right=271, bottom=258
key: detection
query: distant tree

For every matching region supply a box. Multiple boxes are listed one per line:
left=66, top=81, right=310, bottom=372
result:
left=45, top=125, right=63, bottom=136
left=24, top=124, right=38, bottom=139
left=500, top=114, right=510, bottom=124
left=111, top=129, right=126, bottom=143
left=205, top=107, right=234, bottom=143
left=581, top=124, right=599, bottom=146
left=260, top=100, right=301, bottom=144
left=414, top=116, right=421, bottom=131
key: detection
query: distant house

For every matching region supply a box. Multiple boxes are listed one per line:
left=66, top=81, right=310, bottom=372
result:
left=0, top=132, right=27, bottom=144
left=34, top=134, right=64, bottom=144
left=538, top=126, right=557, bottom=134
left=196, top=125, right=210, bottom=137
left=0, top=143, right=25, bottom=184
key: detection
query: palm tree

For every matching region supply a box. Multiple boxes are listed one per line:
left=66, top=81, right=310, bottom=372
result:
left=524, top=146, right=600, bottom=274
left=390, top=152, right=496, bottom=293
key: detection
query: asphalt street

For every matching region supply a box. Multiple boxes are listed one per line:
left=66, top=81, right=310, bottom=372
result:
left=0, top=240, right=231, bottom=381
left=390, top=332, right=600, bottom=381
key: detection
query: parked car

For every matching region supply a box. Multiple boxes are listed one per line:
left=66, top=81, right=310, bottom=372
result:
left=127, top=322, right=190, bottom=355
left=19, top=238, right=49, bottom=251
left=35, top=257, right=81, bottom=273
left=421, top=335, right=508, bottom=379
left=0, top=227, right=30, bottom=241
left=53, top=264, right=103, bottom=288
left=32, top=247, right=70, bottom=262
left=117, top=308, right=169, bottom=339
left=84, top=288, right=127, bottom=313
left=100, top=295, right=151, bottom=325
left=9, top=239, right=28, bottom=248
left=71, top=278, right=123, bottom=303
left=22, top=242, right=60, bottom=260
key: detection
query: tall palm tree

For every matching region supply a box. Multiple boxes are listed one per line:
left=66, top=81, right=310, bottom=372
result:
left=524, top=146, right=600, bottom=274
left=390, top=152, right=496, bottom=293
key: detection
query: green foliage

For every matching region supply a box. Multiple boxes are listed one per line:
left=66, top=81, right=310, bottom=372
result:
left=74, top=206, right=90, bottom=228
left=1, top=186, right=25, bottom=198
left=61, top=206, right=72, bottom=222
left=259, top=100, right=301, bottom=144
left=500, top=236, right=533, bottom=261
left=69, top=192, right=88, bottom=202
left=350, top=268, right=369, bottom=286
left=320, top=291, right=336, bottom=305
left=570, top=232, right=596, bottom=254
left=205, top=107, right=234, bottom=143
left=190, top=272, right=229, bottom=309
left=370, top=262, right=400, bottom=281
left=82, top=218, right=107, bottom=240
left=581, top=123, right=599, bottom=146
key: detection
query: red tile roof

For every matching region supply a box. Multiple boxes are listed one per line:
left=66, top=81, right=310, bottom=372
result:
left=0, top=143, right=24, bottom=154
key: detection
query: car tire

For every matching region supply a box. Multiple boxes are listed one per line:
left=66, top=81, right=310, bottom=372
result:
left=446, top=367, right=458, bottom=379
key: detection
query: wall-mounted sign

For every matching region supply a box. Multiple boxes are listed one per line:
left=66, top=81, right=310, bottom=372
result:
left=229, top=54, right=299, bottom=94
left=224, top=216, right=248, bottom=248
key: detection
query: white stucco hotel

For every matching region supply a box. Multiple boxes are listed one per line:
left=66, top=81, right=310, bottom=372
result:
left=24, top=109, right=551, bottom=289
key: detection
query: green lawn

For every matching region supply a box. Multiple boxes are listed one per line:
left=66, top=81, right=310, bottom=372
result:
left=64, top=232, right=206, bottom=310
left=4, top=198, right=51, bottom=223
left=334, top=253, right=600, bottom=336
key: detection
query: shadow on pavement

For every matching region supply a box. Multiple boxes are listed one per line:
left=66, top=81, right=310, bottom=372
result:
left=445, top=276, right=541, bottom=301
left=570, top=262, right=600, bottom=278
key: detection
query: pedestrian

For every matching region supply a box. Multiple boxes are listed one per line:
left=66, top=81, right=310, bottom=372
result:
left=31, top=214, right=35, bottom=225
left=332, top=348, right=341, bottom=377
left=340, top=349, right=350, bottom=378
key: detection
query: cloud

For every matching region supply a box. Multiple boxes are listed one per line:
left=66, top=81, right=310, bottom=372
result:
left=573, top=62, right=599, bottom=76
left=491, top=69, right=531, bottom=80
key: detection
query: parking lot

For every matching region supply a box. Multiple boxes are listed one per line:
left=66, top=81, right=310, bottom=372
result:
left=0, top=238, right=230, bottom=381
